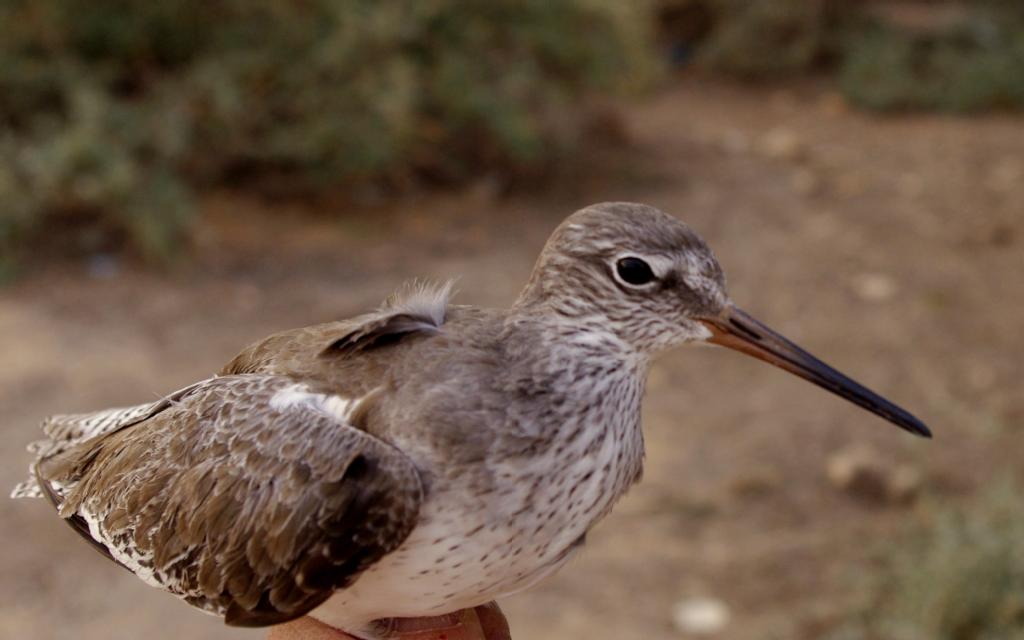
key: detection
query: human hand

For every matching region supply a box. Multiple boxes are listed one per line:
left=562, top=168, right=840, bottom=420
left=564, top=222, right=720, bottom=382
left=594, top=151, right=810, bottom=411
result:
left=267, top=603, right=511, bottom=640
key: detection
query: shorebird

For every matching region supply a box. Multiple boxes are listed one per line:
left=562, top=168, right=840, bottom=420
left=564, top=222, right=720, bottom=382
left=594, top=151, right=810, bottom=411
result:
left=13, top=202, right=930, bottom=638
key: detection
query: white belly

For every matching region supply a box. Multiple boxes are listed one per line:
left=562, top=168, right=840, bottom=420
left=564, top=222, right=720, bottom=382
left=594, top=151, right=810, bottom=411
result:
left=309, top=416, right=644, bottom=636
left=311, top=509, right=585, bottom=633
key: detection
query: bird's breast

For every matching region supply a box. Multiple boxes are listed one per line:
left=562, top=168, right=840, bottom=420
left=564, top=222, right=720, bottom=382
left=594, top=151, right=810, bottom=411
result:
left=313, top=369, right=646, bottom=626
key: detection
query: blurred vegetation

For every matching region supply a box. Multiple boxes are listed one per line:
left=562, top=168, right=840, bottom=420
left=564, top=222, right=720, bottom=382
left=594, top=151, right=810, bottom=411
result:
left=3, top=1, right=1023, bottom=268
left=829, top=482, right=1024, bottom=640
left=678, top=0, right=848, bottom=78
left=661, top=0, right=1024, bottom=111
left=840, top=3, right=1024, bottom=112
left=0, top=0, right=656, bottom=265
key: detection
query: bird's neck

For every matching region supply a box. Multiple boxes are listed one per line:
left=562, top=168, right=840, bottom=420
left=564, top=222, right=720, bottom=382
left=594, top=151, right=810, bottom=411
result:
left=497, top=308, right=649, bottom=525
left=505, top=304, right=647, bottom=367
left=512, top=262, right=617, bottom=324
left=499, top=308, right=650, bottom=435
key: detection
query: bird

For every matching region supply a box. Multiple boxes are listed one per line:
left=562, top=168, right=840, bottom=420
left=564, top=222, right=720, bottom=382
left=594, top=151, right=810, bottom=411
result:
left=12, top=202, right=931, bottom=639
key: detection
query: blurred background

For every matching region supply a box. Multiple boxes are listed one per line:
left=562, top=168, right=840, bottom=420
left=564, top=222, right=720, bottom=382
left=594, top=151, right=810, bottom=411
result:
left=1, top=1, right=1022, bottom=638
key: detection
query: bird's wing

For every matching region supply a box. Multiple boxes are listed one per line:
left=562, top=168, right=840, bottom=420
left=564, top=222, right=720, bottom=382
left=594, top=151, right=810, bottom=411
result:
left=33, top=374, right=423, bottom=627
left=11, top=379, right=213, bottom=499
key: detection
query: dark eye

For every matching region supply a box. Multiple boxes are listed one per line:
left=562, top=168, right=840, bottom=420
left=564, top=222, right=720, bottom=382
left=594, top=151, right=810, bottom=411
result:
left=615, top=257, right=656, bottom=286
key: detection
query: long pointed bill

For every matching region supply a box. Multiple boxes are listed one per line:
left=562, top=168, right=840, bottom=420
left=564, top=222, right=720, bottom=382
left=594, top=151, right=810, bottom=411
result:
left=699, top=305, right=931, bottom=438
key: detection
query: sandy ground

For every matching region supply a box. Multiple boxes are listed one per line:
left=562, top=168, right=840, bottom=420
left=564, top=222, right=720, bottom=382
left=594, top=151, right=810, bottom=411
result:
left=2, top=77, right=1022, bottom=640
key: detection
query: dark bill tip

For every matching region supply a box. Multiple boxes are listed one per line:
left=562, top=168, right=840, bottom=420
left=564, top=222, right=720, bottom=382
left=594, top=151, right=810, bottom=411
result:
left=700, top=305, right=932, bottom=439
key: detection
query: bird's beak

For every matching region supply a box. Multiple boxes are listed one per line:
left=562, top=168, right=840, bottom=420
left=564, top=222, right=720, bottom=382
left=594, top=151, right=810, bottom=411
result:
left=698, top=305, right=931, bottom=438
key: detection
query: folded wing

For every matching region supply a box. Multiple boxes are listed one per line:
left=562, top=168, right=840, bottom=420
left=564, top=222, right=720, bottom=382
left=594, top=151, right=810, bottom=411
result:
left=31, top=375, right=423, bottom=627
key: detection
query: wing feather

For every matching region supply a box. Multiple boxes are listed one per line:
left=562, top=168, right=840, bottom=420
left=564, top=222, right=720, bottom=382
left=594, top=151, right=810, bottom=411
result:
left=34, top=375, right=423, bottom=626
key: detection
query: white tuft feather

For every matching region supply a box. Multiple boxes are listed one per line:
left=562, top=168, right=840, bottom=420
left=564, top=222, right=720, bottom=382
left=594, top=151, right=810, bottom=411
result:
left=382, top=279, right=456, bottom=328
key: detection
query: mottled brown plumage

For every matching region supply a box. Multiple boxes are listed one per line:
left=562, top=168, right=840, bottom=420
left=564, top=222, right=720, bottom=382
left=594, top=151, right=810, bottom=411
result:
left=39, top=374, right=423, bottom=626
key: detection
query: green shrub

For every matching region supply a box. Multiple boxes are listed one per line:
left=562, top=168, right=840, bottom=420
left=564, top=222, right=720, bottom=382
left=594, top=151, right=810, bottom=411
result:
left=673, top=0, right=1024, bottom=111
left=830, top=482, right=1024, bottom=640
left=694, top=0, right=836, bottom=78
left=840, top=14, right=1024, bottom=113
left=0, top=0, right=656, bottom=264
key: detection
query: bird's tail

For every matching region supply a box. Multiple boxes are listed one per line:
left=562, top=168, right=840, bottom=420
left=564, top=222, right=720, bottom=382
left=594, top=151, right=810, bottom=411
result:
left=10, top=402, right=166, bottom=499
left=10, top=378, right=216, bottom=500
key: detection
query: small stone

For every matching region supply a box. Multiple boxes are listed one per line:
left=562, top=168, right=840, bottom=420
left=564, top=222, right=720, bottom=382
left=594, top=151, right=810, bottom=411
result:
left=760, top=127, right=803, bottom=161
left=852, top=273, right=898, bottom=302
left=673, top=597, right=731, bottom=636
left=826, top=447, right=888, bottom=503
left=887, top=465, right=923, bottom=505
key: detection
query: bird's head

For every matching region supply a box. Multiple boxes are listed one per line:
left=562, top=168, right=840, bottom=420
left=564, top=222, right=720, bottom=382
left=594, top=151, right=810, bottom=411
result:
left=518, top=202, right=931, bottom=438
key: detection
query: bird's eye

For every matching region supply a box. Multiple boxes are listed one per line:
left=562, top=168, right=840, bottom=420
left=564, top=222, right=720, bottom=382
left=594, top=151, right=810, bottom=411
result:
left=615, top=257, right=656, bottom=286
